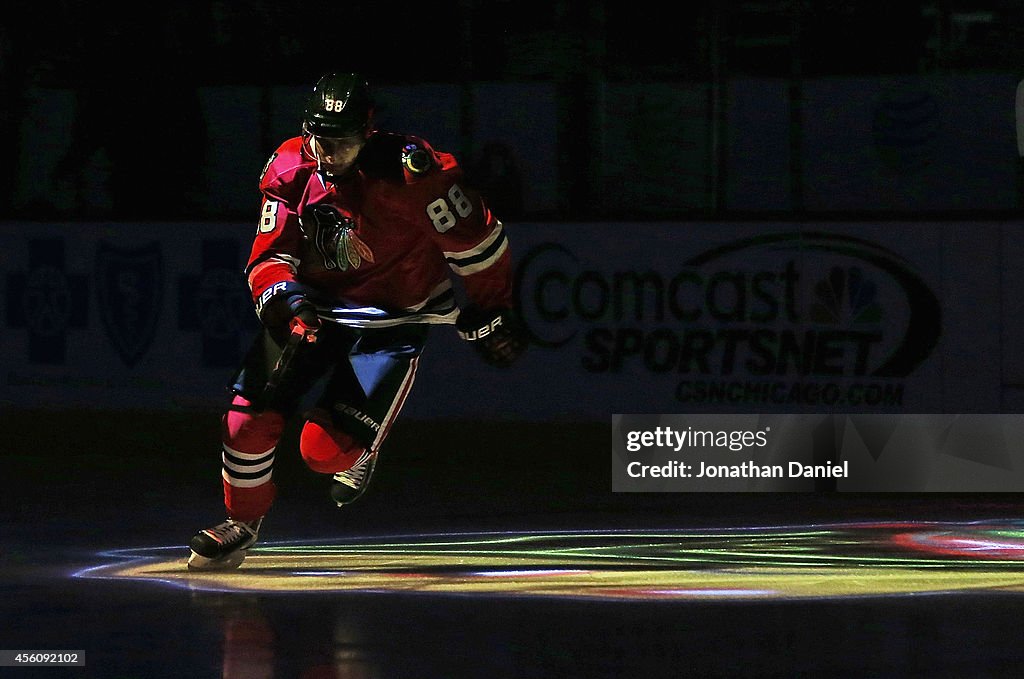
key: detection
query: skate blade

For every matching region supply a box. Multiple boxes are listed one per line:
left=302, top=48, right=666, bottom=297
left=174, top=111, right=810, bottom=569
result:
left=186, top=549, right=247, bottom=571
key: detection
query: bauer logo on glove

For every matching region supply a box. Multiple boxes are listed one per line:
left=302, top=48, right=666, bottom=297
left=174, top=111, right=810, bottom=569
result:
left=457, top=313, right=504, bottom=341
left=456, top=306, right=528, bottom=368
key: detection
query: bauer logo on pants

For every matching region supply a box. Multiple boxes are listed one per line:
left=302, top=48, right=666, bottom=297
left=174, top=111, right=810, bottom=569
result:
left=96, top=241, right=164, bottom=368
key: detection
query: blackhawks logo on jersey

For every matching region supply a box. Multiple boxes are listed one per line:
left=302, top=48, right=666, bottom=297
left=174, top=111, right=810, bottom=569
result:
left=330, top=225, right=374, bottom=271
left=301, top=204, right=375, bottom=271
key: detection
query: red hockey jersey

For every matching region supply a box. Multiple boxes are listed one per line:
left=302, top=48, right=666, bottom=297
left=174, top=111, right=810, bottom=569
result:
left=246, top=131, right=512, bottom=328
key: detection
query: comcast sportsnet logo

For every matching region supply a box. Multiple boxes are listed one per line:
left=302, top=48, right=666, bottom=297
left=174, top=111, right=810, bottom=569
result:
left=514, top=232, right=942, bottom=407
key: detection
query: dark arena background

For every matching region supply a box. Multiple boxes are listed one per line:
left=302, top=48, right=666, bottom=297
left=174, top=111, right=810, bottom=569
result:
left=4, top=1, right=1024, bottom=677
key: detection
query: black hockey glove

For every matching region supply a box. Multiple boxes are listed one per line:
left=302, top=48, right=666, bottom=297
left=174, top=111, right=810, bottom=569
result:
left=456, top=306, right=527, bottom=368
left=282, top=295, right=321, bottom=342
left=255, top=281, right=321, bottom=345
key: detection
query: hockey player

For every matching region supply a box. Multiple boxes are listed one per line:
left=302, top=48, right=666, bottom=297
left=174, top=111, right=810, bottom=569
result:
left=187, top=72, right=526, bottom=570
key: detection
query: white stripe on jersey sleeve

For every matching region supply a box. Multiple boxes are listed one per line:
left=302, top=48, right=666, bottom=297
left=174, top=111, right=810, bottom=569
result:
left=443, top=222, right=508, bottom=276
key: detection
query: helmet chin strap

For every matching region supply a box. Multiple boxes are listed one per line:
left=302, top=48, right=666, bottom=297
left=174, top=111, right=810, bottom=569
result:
left=302, top=131, right=334, bottom=180
left=312, top=136, right=327, bottom=173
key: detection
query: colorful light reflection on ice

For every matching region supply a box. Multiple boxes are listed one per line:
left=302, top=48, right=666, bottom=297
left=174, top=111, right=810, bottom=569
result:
left=74, top=520, right=1024, bottom=601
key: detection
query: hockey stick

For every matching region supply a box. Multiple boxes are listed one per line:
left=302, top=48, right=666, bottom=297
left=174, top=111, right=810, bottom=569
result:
left=262, top=324, right=318, bottom=404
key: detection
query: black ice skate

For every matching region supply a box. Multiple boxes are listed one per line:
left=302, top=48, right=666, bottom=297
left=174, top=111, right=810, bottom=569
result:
left=187, top=518, right=262, bottom=570
left=330, top=450, right=378, bottom=507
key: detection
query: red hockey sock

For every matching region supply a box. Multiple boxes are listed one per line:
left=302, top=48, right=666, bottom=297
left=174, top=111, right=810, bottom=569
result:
left=221, top=396, right=285, bottom=521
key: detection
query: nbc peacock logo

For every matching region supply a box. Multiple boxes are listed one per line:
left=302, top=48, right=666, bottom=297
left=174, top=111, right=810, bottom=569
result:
left=810, top=267, right=883, bottom=326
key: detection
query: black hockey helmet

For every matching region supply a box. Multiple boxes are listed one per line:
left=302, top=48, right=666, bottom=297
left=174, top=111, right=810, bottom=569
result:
left=302, top=72, right=374, bottom=138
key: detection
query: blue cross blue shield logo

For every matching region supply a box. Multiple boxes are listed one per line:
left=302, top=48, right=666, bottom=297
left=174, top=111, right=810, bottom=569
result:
left=95, top=241, right=163, bottom=368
